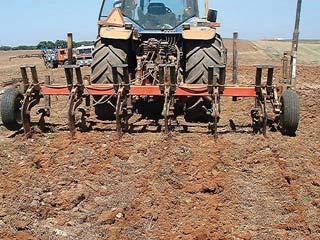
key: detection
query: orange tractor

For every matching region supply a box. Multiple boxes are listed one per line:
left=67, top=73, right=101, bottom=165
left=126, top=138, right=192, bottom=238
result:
left=43, top=48, right=76, bottom=69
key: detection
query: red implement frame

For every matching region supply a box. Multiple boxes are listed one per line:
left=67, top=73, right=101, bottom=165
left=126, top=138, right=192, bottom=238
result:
left=41, top=85, right=257, bottom=97
left=18, top=64, right=283, bottom=138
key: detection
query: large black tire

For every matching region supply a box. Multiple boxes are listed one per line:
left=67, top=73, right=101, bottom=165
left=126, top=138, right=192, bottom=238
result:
left=280, top=90, right=300, bottom=136
left=1, top=88, right=23, bottom=131
left=91, top=38, right=128, bottom=120
left=184, top=34, right=226, bottom=122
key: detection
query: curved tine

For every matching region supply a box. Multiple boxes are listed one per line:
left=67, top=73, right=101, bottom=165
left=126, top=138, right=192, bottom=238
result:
left=22, top=96, right=31, bottom=136
left=262, top=96, right=268, bottom=137
left=115, top=93, right=122, bottom=135
left=67, top=95, right=76, bottom=137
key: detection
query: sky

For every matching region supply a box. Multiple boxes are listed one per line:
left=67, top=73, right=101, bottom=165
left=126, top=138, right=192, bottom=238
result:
left=0, top=0, right=319, bottom=46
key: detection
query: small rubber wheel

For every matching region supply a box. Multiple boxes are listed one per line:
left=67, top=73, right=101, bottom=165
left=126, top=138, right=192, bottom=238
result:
left=280, top=89, right=300, bottom=136
left=1, top=88, right=23, bottom=131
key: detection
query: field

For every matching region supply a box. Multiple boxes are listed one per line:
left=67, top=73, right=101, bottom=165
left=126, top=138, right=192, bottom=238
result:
left=0, top=40, right=320, bottom=240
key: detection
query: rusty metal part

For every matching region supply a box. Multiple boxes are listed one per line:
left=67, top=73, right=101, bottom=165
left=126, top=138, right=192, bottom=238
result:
left=20, top=66, right=29, bottom=93
left=44, top=76, right=51, bottom=112
left=254, top=65, right=277, bottom=136
left=159, top=64, right=176, bottom=133
left=66, top=66, right=85, bottom=136
left=281, top=52, right=290, bottom=81
left=208, top=66, right=224, bottom=138
left=261, top=94, right=268, bottom=137
left=20, top=66, right=41, bottom=137
left=67, top=89, right=83, bottom=136
left=266, top=66, right=274, bottom=96
left=38, top=76, right=51, bottom=131
left=112, top=65, right=131, bottom=135
left=212, top=90, right=220, bottom=138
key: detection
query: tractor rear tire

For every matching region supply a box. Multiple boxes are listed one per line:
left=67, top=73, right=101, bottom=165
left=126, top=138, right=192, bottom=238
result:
left=91, top=38, right=128, bottom=120
left=280, top=89, right=300, bottom=136
left=184, top=35, right=226, bottom=122
left=1, top=88, right=23, bottom=131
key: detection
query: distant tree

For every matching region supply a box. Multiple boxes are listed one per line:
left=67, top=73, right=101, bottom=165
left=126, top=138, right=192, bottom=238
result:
left=73, top=42, right=80, bottom=48
left=55, top=40, right=68, bottom=49
left=12, top=45, right=37, bottom=50
left=0, top=46, right=12, bottom=51
left=3, top=40, right=95, bottom=51
left=47, top=41, right=56, bottom=49
left=37, top=41, right=55, bottom=50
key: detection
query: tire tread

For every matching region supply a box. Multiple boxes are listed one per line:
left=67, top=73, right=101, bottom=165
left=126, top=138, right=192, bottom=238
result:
left=281, top=90, right=300, bottom=135
left=1, top=88, right=23, bottom=131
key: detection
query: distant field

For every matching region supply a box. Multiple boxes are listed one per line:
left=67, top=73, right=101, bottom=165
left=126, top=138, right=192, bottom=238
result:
left=224, top=39, right=320, bottom=65
left=263, top=39, right=320, bottom=44
left=252, top=40, right=320, bottom=65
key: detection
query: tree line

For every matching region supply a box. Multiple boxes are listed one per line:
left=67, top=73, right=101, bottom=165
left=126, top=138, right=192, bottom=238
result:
left=0, top=40, right=95, bottom=51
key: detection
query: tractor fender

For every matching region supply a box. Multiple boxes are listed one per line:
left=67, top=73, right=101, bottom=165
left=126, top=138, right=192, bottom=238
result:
left=100, top=27, right=132, bottom=40
left=182, top=27, right=217, bottom=40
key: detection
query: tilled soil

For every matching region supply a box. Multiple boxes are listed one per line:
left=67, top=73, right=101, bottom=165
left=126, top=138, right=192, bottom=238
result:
left=0, top=50, right=319, bottom=240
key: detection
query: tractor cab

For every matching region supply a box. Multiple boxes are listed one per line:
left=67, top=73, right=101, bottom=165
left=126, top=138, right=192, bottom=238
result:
left=100, top=0, right=199, bottom=30
left=93, top=0, right=226, bottom=124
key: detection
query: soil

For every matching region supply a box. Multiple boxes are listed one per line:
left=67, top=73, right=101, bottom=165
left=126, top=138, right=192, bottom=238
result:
left=0, top=43, right=319, bottom=240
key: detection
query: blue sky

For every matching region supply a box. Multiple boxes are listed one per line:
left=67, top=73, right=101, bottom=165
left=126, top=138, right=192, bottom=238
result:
left=0, top=0, right=319, bottom=46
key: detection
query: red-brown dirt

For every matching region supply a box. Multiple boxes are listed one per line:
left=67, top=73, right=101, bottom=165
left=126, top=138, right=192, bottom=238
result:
left=0, top=46, right=319, bottom=240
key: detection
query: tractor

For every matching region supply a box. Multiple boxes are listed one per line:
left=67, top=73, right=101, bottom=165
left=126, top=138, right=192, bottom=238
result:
left=0, top=0, right=301, bottom=137
left=92, top=0, right=227, bottom=123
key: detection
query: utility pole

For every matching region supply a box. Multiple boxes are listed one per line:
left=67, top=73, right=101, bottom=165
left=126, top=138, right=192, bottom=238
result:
left=290, top=0, right=302, bottom=86
left=67, top=33, right=74, bottom=65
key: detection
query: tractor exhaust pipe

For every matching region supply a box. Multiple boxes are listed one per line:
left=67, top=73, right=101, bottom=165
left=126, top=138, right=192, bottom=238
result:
left=205, top=0, right=209, bottom=16
left=290, top=0, right=303, bottom=86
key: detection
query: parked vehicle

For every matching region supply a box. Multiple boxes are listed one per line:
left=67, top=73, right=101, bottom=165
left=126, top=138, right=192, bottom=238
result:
left=76, top=45, right=94, bottom=67
left=42, top=48, right=76, bottom=69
